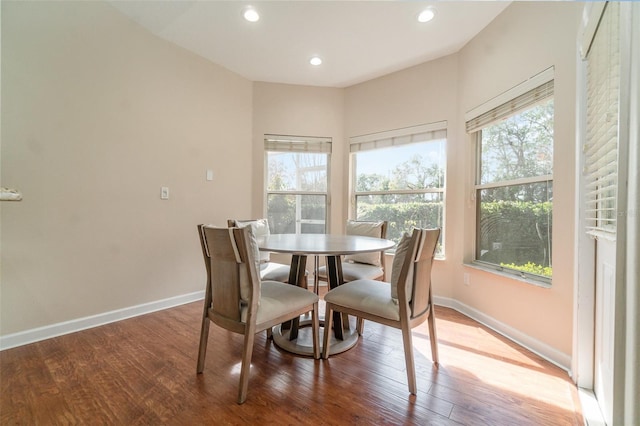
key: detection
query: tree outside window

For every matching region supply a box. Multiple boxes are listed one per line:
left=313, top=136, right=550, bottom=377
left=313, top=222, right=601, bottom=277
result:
left=266, top=147, right=329, bottom=234
left=352, top=136, right=446, bottom=255
left=475, top=98, right=554, bottom=279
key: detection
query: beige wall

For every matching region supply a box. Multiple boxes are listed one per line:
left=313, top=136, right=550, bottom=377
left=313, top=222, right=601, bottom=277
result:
left=1, top=1, right=253, bottom=334
left=252, top=82, right=345, bottom=233
left=343, top=2, right=581, bottom=356
left=344, top=54, right=460, bottom=299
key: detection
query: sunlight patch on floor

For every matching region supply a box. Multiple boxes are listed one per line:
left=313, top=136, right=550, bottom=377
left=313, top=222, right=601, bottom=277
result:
left=413, top=330, right=577, bottom=414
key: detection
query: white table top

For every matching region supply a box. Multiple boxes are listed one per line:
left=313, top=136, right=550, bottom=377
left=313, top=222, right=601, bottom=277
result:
left=257, top=233, right=395, bottom=256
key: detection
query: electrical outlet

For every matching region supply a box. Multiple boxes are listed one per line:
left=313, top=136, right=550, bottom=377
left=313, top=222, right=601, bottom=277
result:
left=161, top=187, right=169, bottom=200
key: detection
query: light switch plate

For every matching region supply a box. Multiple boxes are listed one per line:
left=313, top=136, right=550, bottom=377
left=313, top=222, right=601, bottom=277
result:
left=206, top=169, right=214, bottom=181
left=161, top=187, right=169, bottom=200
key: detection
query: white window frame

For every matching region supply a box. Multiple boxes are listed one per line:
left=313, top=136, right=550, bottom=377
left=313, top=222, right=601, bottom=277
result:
left=349, top=121, right=447, bottom=256
left=264, top=134, right=331, bottom=234
left=466, top=68, right=555, bottom=284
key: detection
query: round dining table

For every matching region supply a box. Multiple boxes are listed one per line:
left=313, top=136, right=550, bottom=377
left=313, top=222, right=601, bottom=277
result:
left=257, top=233, right=396, bottom=356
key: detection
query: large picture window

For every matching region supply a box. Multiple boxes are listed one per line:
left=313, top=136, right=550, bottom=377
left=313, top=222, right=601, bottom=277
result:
left=467, top=71, right=554, bottom=281
left=265, top=135, right=331, bottom=234
left=350, top=122, right=446, bottom=255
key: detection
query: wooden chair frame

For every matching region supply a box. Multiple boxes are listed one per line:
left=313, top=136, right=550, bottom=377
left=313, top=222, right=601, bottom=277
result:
left=196, top=225, right=320, bottom=404
left=322, top=228, right=440, bottom=395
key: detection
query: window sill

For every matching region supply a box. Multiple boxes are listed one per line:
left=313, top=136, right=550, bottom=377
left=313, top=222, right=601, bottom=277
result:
left=464, top=262, right=552, bottom=289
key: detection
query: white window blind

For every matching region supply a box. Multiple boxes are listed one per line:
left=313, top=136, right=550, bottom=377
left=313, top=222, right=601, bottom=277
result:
left=584, top=2, right=620, bottom=236
left=350, top=121, right=447, bottom=153
left=465, top=68, right=554, bottom=133
left=264, top=135, right=332, bottom=153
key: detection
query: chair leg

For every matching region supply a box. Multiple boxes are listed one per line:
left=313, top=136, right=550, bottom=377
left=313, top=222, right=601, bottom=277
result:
left=266, top=327, right=273, bottom=340
left=401, top=325, right=417, bottom=395
left=427, top=306, right=439, bottom=366
left=237, top=331, right=256, bottom=404
left=322, top=303, right=334, bottom=359
left=312, top=302, right=320, bottom=359
left=196, top=314, right=210, bottom=374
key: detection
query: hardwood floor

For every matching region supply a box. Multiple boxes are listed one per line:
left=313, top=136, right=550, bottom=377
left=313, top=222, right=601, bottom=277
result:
left=1, top=293, right=583, bottom=425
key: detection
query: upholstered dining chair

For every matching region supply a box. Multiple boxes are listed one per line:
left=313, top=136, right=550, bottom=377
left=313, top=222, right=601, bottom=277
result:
left=227, top=218, right=308, bottom=287
left=322, top=227, right=440, bottom=395
left=315, top=220, right=388, bottom=292
left=196, top=224, right=320, bottom=404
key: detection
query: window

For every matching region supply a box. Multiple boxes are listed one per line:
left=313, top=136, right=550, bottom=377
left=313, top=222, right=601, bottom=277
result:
left=265, top=135, right=331, bottom=234
left=350, top=122, right=447, bottom=255
left=583, top=1, right=620, bottom=238
left=467, top=70, right=554, bottom=281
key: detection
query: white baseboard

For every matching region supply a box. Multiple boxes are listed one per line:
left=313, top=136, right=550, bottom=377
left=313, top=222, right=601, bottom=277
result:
left=578, top=388, right=605, bottom=426
left=0, top=290, right=205, bottom=351
left=1, top=291, right=572, bottom=373
left=434, top=296, right=572, bottom=372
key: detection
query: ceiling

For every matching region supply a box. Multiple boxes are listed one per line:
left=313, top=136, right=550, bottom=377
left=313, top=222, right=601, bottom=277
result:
left=109, top=1, right=511, bottom=88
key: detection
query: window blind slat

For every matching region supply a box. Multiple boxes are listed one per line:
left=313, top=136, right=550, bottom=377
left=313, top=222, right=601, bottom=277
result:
left=583, top=155, right=618, bottom=174
left=585, top=170, right=618, bottom=180
left=264, top=135, right=332, bottom=153
left=585, top=184, right=618, bottom=196
left=584, top=123, right=618, bottom=155
left=586, top=210, right=617, bottom=217
left=584, top=143, right=617, bottom=162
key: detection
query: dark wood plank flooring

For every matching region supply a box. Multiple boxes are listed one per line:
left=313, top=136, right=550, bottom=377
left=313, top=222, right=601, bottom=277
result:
left=1, top=293, right=583, bottom=425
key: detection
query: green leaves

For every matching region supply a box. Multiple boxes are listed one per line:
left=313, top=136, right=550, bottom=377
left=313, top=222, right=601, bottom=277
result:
left=500, top=262, right=552, bottom=278
left=480, top=99, right=554, bottom=185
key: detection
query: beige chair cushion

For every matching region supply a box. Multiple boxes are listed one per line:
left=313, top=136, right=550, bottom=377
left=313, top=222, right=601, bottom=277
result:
left=343, top=220, right=385, bottom=266
left=259, top=262, right=291, bottom=282
left=341, top=262, right=384, bottom=281
left=236, top=219, right=271, bottom=263
left=390, top=232, right=413, bottom=301
left=316, top=262, right=383, bottom=281
left=237, top=227, right=261, bottom=303
left=241, top=280, right=319, bottom=323
left=323, top=279, right=399, bottom=321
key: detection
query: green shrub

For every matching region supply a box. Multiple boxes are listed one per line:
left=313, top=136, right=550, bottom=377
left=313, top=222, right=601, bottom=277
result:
left=500, top=262, right=552, bottom=278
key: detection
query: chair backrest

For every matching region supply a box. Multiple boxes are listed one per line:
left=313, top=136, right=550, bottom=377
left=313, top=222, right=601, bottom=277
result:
left=227, top=219, right=271, bottom=263
left=198, top=225, right=261, bottom=333
left=344, top=220, right=388, bottom=268
left=395, top=228, right=440, bottom=320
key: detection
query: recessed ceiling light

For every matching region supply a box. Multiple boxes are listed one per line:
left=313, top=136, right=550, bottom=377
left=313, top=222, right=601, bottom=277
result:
left=243, top=6, right=260, bottom=22
left=310, top=56, right=322, bottom=66
left=418, top=8, right=436, bottom=23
